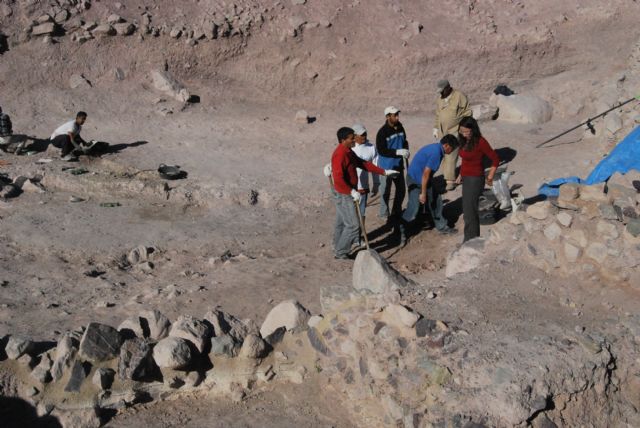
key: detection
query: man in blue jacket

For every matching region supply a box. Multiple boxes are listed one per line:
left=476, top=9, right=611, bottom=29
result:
left=399, top=135, right=459, bottom=245
left=376, top=106, right=410, bottom=221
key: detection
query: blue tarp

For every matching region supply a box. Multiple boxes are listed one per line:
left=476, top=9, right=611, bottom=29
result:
left=538, top=125, right=640, bottom=197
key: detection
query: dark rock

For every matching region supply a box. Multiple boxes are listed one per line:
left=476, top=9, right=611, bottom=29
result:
left=264, top=327, right=286, bottom=346
left=416, top=319, right=437, bottom=338
left=627, top=219, right=640, bottom=237
left=209, top=335, right=239, bottom=358
left=118, top=338, right=155, bottom=381
left=65, top=360, right=90, bottom=392
left=307, top=328, right=330, bottom=356
left=78, top=323, right=123, bottom=362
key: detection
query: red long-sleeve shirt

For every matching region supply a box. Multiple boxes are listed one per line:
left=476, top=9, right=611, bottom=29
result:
left=459, top=136, right=499, bottom=177
left=331, top=143, right=385, bottom=195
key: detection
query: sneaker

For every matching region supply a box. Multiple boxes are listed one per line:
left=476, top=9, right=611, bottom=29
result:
left=334, top=254, right=350, bottom=260
left=437, top=227, right=457, bottom=235
left=445, top=181, right=456, bottom=191
left=61, top=154, right=77, bottom=162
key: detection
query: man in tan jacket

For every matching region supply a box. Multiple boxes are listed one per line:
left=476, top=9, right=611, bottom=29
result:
left=433, top=79, right=472, bottom=190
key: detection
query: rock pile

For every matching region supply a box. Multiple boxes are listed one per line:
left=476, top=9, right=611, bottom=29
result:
left=486, top=180, right=640, bottom=286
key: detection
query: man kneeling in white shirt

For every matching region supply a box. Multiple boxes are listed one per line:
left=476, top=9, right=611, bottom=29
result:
left=50, top=111, right=89, bottom=161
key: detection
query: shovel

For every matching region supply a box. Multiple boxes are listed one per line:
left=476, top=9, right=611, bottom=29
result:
left=354, top=200, right=369, bottom=249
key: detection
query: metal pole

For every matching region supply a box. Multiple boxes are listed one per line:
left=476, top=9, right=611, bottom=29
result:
left=536, top=96, right=639, bottom=148
left=354, top=200, right=370, bottom=249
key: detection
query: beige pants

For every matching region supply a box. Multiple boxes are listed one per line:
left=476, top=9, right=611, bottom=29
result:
left=442, top=147, right=459, bottom=182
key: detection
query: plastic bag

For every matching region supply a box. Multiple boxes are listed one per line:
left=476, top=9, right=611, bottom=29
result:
left=492, top=170, right=513, bottom=210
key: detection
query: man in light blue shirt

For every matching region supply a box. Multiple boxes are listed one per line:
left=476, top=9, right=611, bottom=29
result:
left=400, top=135, right=459, bottom=245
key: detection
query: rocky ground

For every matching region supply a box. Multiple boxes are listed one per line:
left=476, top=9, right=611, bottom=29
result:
left=1, top=0, right=640, bottom=427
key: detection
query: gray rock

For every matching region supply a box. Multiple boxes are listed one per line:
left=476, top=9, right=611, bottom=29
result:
left=114, top=68, right=125, bottom=81
left=353, top=249, right=414, bottom=293
left=5, top=336, right=34, bottom=359
left=209, top=335, right=239, bottom=358
left=599, top=204, right=620, bottom=221
left=260, top=300, right=310, bottom=338
left=526, top=201, right=551, bottom=220
left=153, top=337, right=193, bottom=369
left=472, top=103, right=498, bottom=122
left=51, top=334, right=78, bottom=381
left=78, top=323, right=123, bottom=362
left=556, top=212, right=573, bottom=227
left=64, top=360, right=89, bottom=392
left=626, top=219, right=640, bottom=237
left=585, top=243, right=608, bottom=264
left=92, top=368, right=115, bottom=390
left=204, top=309, right=254, bottom=342
left=118, top=338, right=155, bottom=380
left=543, top=223, right=562, bottom=241
left=141, top=309, right=171, bottom=340
left=150, top=70, right=191, bottom=102
left=31, top=352, right=53, bottom=384
left=445, top=238, right=486, bottom=278
left=169, top=315, right=211, bottom=353
left=564, top=242, right=581, bottom=263
left=307, top=328, right=330, bottom=356
left=239, top=334, right=268, bottom=359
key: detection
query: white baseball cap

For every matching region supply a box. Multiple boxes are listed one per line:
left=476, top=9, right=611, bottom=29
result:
left=352, top=124, right=367, bottom=135
left=384, top=106, right=400, bottom=116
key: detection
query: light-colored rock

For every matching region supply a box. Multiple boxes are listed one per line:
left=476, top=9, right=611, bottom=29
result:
left=260, top=300, right=310, bottom=338
left=445, top=238, right=485, bottom=278
left=543, top=222, right=562, bottom=241
left=32, top=23, right=56, bottom=36
left=382, top=304, right=419, bottom=328
left=556, top=212, right=573, bottom=227
left=353, top=249, right=414, bottom=292
left=51, top=334, right=78, bottom=381
left=585, top=242, right=608, bottom=264
left=31, top=352, right=53, bottom=384
left=205, top=308, right=254, bottom=342
left=564, top=242, right=581, bottom=263
left=69, top=74, right=91, bottom=89
left=605, top=112, right=623, bottom=134
left=53, top=408, right=102, bottom=428
left=495, top=94, right=553, bottom=124
left=307, top=315, right=324, bottom=328
left=295, top=110, right=309, bottom=124
left=114, top=23, right=135, bottom=36
left=153, top=337, right=193, bottom=369
left=596, top=221, right=619, bottom=240
left=472, top=103, right=498, bottom=122
left=209, top=335, right=239, bottom=357
left=92, top=24, right=116, bottom=36
left=141, top=309, right=171, bottom=340
left=107, top=14, right=124, bottom=24
left=292, top=0, right=307, bottom=4
left=150, top=70, right=191, bottom=102
left=169, top=315, right=211, bottom=353
left=5, top=336, right=33, bottom=359
left=566, top=229, right=588, bottom=248
left=579, top=183, right=611, bottom=203
left=21, top=179, right=45, bottom=193
left=239, top=333, right=269, bottom=359
left=526, top=201, right=551, bottom=220
left=558, top=183, right=580, bottom=201
left=118, top=318, right=144, bottom=338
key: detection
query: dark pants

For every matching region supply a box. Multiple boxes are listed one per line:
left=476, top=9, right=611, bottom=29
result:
left=378, top=171, right=406, bottom=219
left=462, top=176, right=485, bottom=242
left=50, top=135, right=76, bottom=156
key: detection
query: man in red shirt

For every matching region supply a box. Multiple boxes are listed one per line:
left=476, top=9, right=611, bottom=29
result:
left=331, top=127, right=399, bottom=259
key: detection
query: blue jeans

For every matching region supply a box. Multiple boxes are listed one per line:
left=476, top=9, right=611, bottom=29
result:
left=378, top=173, right=406, bottom=218
left=358, top=192, right=368, bottom=218
left=333, top=192, right=360, bottom=257
left=401, top=176, right=447, bottom=230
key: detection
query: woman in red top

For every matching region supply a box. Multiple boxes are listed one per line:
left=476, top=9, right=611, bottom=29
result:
left=455, top=117, right=499, bottom=242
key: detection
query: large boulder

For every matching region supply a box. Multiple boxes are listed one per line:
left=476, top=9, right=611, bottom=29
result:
left=153, top=337, right=192, bottom=369
left=5, top=336, right=34, bottom=359
left=51, top=333, right=78, bottom=381
left=259, top=300, right=310, bottom=338
left=78, top=323, right=123, bottom=362
left=32, top=23, right=56, bottom=36
left=353, top=249, right=414, bottom=294
left=168, top=315, right=211, bottom=353
left=495, top=94, right=553, bottom=124
left=140, top=309, right=171, bottom=340
left=445, top=238, right=486, bottom=278
left=150, top=70, right=191, bottom=103
left=118, top=338, right=156, bottom=380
